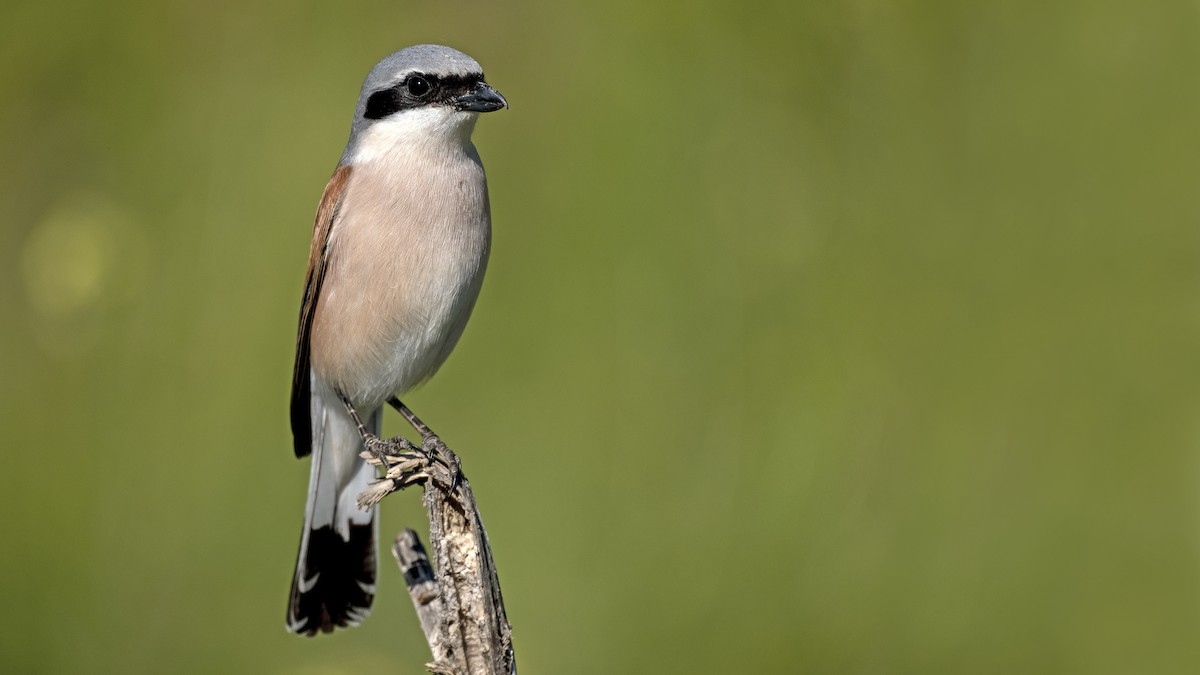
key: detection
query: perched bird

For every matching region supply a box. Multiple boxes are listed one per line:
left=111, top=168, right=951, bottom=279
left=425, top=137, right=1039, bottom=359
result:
left=286, top=44, right=507, bottom=636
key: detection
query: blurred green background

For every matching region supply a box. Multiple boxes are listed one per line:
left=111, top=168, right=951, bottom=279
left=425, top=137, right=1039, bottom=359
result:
left=2, top=0, right=1198, bottom=672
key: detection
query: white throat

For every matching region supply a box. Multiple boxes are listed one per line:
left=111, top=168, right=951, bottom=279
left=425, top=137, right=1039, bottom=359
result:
left=350, top=108, right=479, bottom=164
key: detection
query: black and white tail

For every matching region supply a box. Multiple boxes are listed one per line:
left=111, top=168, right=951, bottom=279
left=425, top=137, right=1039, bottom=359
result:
left=287, top=385, right=379, bottom=636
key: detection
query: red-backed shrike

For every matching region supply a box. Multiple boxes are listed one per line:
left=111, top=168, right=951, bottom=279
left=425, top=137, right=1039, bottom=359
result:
left=285, top=44, right=506, bottom=636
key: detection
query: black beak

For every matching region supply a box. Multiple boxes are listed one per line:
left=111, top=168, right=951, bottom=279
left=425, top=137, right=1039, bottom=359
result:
left=453, top=81, right=508, bottom=113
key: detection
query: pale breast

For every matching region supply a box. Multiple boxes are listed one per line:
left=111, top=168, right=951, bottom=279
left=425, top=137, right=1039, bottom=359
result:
left=310, top=145, right=491, bottom=406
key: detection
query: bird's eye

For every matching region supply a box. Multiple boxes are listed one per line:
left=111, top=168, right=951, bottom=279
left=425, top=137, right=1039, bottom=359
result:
left=406, top=76, right=431, bottom=98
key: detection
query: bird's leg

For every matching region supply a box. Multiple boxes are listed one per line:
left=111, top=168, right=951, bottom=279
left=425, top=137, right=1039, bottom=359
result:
left=387, top=397, right=436, bottom=441
left=387, top=397, right=463, bottom=491
left=337, top=390, right=421, bottom=475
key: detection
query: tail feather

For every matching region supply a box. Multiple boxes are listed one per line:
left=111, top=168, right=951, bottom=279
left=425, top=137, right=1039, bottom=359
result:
left=287, top=521, right=376, bottom=634
left=287, top=382, right=380, bottom=636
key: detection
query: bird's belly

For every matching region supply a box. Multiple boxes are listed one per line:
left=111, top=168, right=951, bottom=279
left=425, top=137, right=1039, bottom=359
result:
left=312, top=243, right=487, bottom=406
left=309, top=159, right=490, bottom=407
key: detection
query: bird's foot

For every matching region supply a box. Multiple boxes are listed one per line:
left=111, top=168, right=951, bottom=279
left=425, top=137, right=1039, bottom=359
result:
left=362, top=433, right=421, bottom=465
left=420, top=433, right=464, bottom=493
left=357, top=436, right=429, bottom=509
left=387, top=397, right=464, bottom=492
